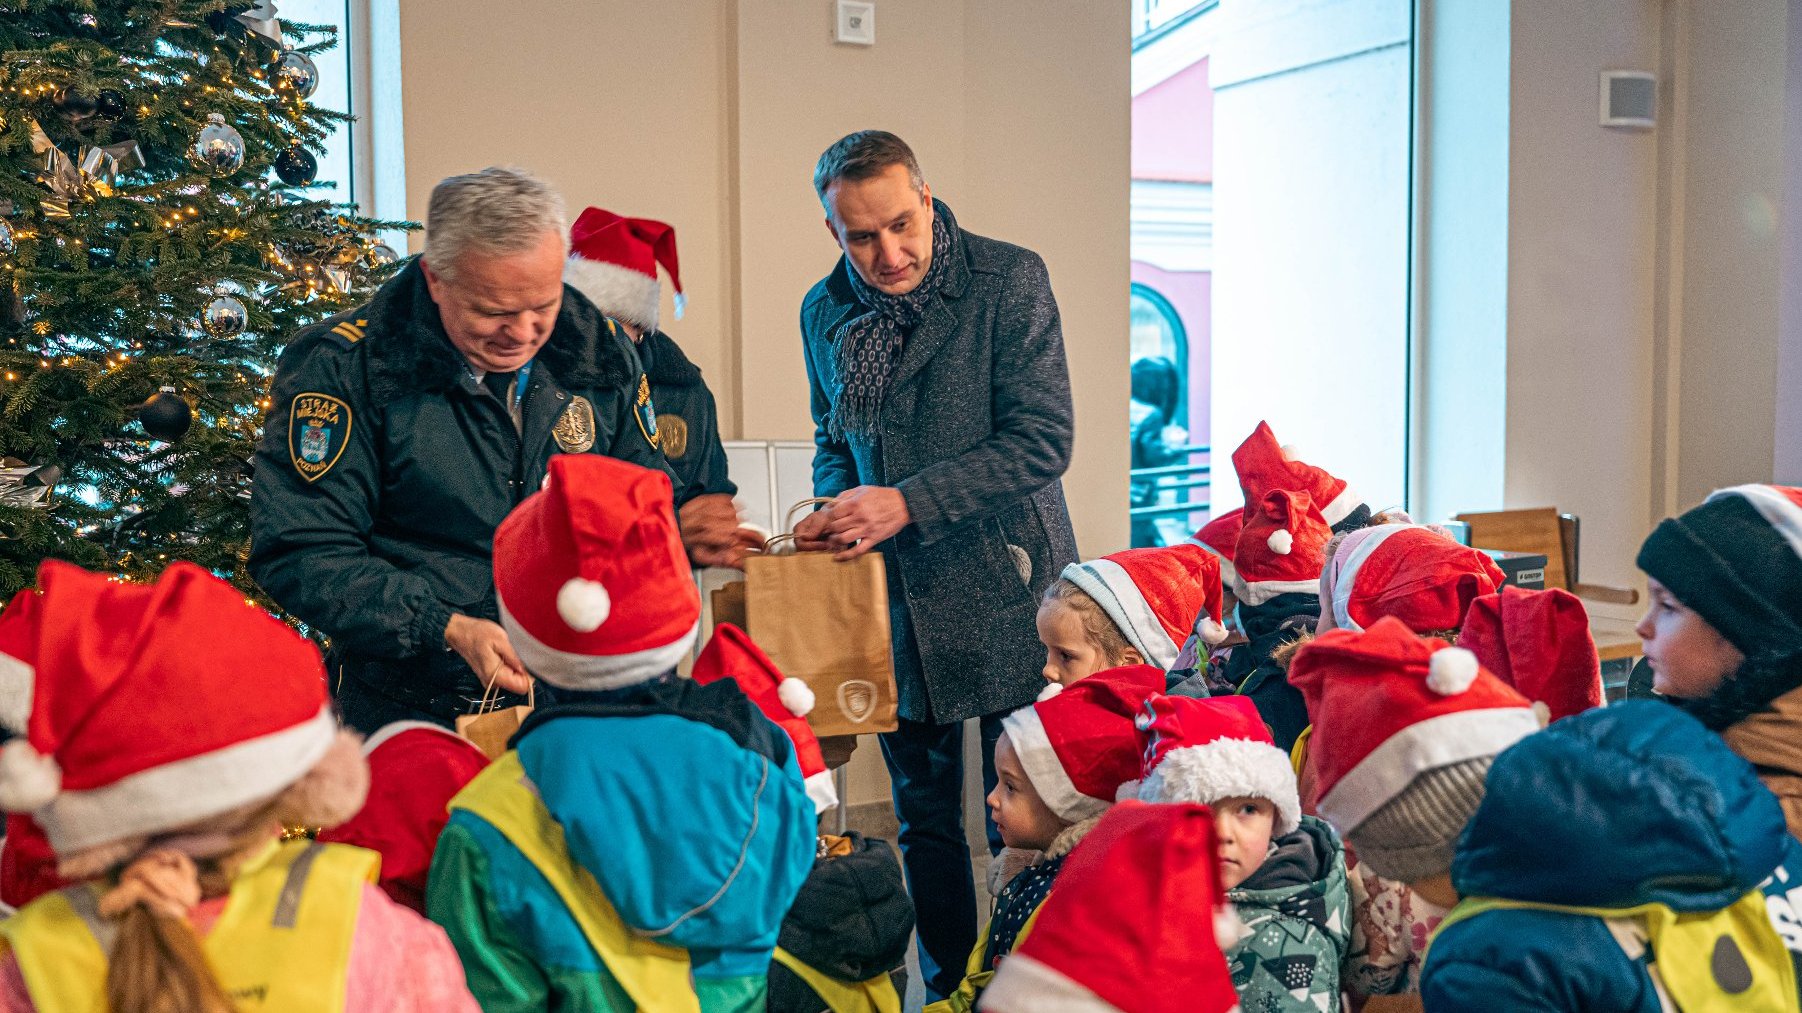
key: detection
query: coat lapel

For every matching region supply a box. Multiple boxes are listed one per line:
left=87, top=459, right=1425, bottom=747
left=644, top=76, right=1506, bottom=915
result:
left=886, top=225, right=972, bottom=393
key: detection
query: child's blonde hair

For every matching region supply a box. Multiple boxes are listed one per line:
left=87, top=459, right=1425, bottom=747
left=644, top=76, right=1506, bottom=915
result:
left=1042, top=579, right=1137, bottom=665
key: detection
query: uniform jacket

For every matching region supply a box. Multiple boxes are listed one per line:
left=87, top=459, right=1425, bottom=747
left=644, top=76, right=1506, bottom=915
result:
left=1423, top=701, right=1802, bottom=1012
left=1226, top=815, right=1349, bottom=1013
left=249, top=262, right=670, bottom=724
left=640, top=329, right=736, bottom=503
left=426, top=679, right=817, bottom=1012
left=800, top=201, right=1079, bottom=724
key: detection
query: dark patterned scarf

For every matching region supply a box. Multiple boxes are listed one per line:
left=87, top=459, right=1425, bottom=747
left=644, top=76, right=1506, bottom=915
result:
left=829, top=200, right=955, bottom=442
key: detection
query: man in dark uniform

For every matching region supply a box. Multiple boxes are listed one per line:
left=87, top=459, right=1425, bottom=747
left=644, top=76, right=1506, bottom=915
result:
left=563, top=207, right=758, bottom=566
left=250, top=167, right=734, bottom=732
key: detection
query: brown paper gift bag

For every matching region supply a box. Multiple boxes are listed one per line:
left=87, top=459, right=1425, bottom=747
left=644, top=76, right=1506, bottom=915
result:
left=455, top=682, right=535, bottom=760
left=745, top=550, right=898, bottom=738
left=712, top=580, right=747, bottom=631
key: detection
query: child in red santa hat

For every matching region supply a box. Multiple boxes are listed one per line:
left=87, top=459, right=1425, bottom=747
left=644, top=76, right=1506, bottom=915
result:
left=0, top=560, right=476, bottom=1012
left=314, top=722, right=491, bottom=915
left=978, top=800, right=1242, bottom=1013
left=928, top=664, right=1163, bottom=1012
left=1038, top=545, right=1225, bottom=695
left=690, top=623, right=914, bottom=1013
left=1163, top=509, right=1245, bottom=697
left=1290, top=617, right=1541, bottom=1001
left=427, top=454, right=817, bottom=1010
left=1137, top=694, right=1346, bottom=1012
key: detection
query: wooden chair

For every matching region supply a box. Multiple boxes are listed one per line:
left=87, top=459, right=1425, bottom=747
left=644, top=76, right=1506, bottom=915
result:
left=1451, top=507, right=1640, bottom=606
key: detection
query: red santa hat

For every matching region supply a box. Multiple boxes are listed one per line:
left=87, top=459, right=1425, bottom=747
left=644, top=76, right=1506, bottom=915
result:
left=493, top=454, right=700, bottom=691
left=316, top=722, right=491, bottom=913
left=1458, top=586, right=1602, bottom=724
left=1137, top=694, right=1299, bottom=835
left=1233, top=420, right=1361, bottom=528
left=564, top=207, right=684, bottom=333
left=1289, top=617, right=1539, bottom=841
left=1187, top=508, right=1243, bottom=587
left=1317, top=524, right=1505, bottom=634
left=1001, top=665, right=1166, bottom=824
left=1233, top=488, right=1332, bottom=606
left=0, top=561, right=341, bottom=859
left=1059, top=544, right=1227, bottom=669
left=691, top=623, right=838, bottom=815
left=980, top=800, right=1242, bottom=1013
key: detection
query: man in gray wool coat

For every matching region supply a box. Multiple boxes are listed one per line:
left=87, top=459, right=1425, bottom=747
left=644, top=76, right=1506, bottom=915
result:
left=795, top=130, right=1079, bottom=1001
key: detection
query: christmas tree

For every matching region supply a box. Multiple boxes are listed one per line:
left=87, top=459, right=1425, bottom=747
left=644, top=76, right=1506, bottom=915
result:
left=0, top=1, right=408, bottom=598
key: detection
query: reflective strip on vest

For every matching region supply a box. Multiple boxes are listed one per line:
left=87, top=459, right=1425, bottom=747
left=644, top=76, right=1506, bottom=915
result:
left=1430, top=890, right=1801, bottom=1013
left=772, top=947, right=901, bottom=1013
left=0, top=839, right=375, bottom=1012
left=449, top=751, right=701, bottom=1013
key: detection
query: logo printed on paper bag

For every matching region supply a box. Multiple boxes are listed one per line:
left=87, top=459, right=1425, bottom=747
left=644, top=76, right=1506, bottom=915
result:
left=838, top=680, right=878, bottom=724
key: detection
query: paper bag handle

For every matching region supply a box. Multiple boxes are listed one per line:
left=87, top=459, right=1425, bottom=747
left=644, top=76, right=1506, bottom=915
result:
left=783, top=497, right=837, bottom=533
left=469, top=678, right=535, bottom=716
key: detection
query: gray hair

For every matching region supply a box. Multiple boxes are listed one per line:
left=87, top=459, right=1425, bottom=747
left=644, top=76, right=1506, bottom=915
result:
left=813, top=131, right=925, bottom=216
left=424, top=166, right=567, bottom=280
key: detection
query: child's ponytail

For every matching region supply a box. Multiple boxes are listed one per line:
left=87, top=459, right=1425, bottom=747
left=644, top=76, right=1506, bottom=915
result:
left=106, top=903, right=237, bottom=1013
left=95, top=848, right=238, bottom=1013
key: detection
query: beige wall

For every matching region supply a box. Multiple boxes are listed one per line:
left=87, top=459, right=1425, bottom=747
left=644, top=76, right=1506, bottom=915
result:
left=395, top=0, right=1130, bottom=557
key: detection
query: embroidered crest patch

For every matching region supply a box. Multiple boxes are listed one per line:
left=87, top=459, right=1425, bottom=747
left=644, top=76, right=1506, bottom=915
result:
left=633, top=375, right=660, bottom=450
left=553, top=395, right=597, bottom=453
left=288, top=392, right=352, bottom=482
left=657, top=413, right=689, bottom=460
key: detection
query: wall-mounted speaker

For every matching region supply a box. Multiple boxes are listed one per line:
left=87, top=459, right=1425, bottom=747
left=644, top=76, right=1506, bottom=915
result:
left=1601, top=71, right=1657, bottom=129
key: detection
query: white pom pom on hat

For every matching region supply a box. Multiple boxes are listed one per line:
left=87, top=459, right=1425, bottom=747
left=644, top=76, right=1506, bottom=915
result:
left=1426, top=646, right=1480, bottom=696
left=556, top=577, right=612, bottom=633
left=1267, top=529, right=1294, bottom=555
left=0, top=738, right=61, bottom=813
left=1198, top=617, right=1229, bottom=646
left=1280, top=444, right=1301, bottom=462
left=1037, top=681, right=1066, bottom=703
left=777, top=677, right=815, bottom=717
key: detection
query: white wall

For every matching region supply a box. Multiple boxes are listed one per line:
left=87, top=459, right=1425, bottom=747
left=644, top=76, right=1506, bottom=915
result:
left=1209, top=0, right=1414, bottom=515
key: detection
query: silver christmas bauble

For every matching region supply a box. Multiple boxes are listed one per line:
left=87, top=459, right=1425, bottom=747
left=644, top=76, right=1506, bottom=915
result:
left=0, top=221, right=12, bottom=257
left=202, top=294, right=249, bottom=337
left=190, top=113, right=245, bottom=176
left=367, top=241, right=399, bottom=268
left=275, top=49, right=320, bottom=100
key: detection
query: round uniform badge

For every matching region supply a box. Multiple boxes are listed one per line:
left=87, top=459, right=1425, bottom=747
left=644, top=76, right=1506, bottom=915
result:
left=552, top=396, right=597, bottom=453
left=657, top=414, right=689, bottom=460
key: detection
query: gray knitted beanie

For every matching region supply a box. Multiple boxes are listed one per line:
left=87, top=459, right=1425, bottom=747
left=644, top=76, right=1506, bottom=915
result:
left=1345, top=756, right=1493, bottom=883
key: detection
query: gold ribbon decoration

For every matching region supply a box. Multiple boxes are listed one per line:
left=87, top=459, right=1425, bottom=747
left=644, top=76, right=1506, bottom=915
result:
left=29, top=119, right=144, bottom=216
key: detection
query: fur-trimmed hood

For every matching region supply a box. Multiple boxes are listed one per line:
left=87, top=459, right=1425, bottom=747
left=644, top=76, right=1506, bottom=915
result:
left=359, top=261, right=636, bottom=405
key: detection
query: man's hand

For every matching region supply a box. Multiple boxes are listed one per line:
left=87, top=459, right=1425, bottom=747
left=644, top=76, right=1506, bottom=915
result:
left=819, top=486, right=911, bottom=560
left=680, top=494, right=760, bottom=569
left=444, top=613, right=533, bottom=695
left=793, top=506, right=835, bottom=552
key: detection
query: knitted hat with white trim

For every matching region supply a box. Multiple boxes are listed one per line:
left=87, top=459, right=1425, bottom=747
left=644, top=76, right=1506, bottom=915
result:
left=980, top=801, right=1241, bottom=1013
left=691, top=623, right=838, bottom=815
left=1289, top=617, right=1539, bottom=883
left=493, top=454, right=700, bottom=691
left=0, top=561, right=351, bottom=864
left=1001, top=665, right=1166, bottom=824
left=1059, top=543, right=1227, bottom=670
left=1137, top=693, right=1300, bottom=834
left=1638, top=484, right=1802, bottom=729
left=564, top=207, right=685, bottom=333
left=1317, top=523, right=1504, bottom=635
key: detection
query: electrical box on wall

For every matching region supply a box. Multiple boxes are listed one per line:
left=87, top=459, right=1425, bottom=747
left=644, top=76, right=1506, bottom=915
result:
left=1600, top=71, right=1656, bottom=129
left=836, top=1, right=875, bottom=46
